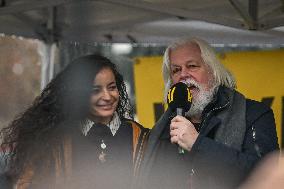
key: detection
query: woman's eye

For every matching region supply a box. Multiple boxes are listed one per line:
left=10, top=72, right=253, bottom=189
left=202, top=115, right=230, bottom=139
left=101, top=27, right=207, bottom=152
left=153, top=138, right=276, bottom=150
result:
left=109, top=85, right=117, bottom=91
left=92, top=88, right=100, bottom=94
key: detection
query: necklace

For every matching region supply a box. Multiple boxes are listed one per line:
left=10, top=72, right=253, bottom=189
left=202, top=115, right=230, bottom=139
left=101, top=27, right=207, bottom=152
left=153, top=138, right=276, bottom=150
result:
left=99, top=140, right=107, bottom=163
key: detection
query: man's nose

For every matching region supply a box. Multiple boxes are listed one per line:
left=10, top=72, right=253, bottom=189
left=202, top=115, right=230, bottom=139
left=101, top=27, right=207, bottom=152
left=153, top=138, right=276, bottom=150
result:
left=180, top=69, right=189, bottom=80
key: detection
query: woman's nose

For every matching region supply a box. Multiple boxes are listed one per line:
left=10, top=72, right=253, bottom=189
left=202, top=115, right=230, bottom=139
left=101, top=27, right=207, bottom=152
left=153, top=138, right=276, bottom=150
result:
left=101, top=89, right=111, bottom=100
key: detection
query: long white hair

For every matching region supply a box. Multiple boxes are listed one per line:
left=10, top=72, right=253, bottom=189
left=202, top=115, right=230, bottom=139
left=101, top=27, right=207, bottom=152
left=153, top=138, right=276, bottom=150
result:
left=162, top=37, right=236, bottom=102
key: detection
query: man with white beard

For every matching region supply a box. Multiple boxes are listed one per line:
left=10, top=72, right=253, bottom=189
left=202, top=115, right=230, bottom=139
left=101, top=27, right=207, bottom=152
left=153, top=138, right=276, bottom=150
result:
left=139, top=38, right=279, bottom=189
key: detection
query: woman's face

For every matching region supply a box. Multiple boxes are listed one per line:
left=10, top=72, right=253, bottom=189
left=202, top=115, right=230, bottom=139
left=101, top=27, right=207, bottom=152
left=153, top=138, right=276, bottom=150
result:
left=89, top=68, right=119, bottom=124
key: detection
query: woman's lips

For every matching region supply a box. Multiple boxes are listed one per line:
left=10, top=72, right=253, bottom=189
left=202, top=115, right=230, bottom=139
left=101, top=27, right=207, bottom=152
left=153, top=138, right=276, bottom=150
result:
left=97, top=104, right=113, bottom=110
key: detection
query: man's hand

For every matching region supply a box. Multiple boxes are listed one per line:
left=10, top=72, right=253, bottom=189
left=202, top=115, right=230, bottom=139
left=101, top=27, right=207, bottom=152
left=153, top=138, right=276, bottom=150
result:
left=170, top=115, right=199, bottom=152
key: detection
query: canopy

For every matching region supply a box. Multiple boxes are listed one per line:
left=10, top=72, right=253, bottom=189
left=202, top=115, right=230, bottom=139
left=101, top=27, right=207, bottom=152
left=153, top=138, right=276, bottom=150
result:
left=1, top=0, right=284, bottom=45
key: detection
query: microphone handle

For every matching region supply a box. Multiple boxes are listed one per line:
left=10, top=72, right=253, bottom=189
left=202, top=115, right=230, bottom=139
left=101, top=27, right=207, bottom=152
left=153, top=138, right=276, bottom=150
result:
left=176, top=108, right=185, bottom=154
left=176, top=108, right=184, bottom=116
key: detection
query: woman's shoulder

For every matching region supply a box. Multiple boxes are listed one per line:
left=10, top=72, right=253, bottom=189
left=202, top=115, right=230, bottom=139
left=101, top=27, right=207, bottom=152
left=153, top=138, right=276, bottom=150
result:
left=123, top=118, right=150, bottom=133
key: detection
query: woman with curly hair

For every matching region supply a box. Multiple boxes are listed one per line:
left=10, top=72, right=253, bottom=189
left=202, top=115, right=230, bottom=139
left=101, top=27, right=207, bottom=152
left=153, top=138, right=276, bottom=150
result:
left=0, top=54, right=149, bottom=189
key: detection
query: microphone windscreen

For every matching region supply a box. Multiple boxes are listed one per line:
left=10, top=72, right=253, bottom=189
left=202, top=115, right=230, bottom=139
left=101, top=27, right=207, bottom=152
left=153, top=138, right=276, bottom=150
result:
left=167, top=82, right=192, bottom=112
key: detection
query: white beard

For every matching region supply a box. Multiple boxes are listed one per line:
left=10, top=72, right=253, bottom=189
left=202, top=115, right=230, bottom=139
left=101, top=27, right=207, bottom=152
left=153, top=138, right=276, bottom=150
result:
left=184, top=79, right=216, bottom=118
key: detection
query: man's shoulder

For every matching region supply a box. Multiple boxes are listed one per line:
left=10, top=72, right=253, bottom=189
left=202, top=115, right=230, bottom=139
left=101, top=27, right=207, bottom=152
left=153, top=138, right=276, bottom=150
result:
left=245, top=99, right=273, bottom=124
left=229, top=87, right=272, bottom=114
left=246, top=99, right=272, bottom=112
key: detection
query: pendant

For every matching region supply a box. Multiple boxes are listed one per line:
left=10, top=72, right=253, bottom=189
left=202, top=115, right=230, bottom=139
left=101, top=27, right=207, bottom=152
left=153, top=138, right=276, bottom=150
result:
left=99, top=140, right=107, bottom=163
left=99, top=151, right=106, bottom=163
left=101, top=140, right=106, bottom=149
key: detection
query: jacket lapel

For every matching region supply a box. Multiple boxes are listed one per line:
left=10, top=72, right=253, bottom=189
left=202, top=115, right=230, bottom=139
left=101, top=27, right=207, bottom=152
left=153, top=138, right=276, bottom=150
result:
left=200, top=116, right=221, bottom=137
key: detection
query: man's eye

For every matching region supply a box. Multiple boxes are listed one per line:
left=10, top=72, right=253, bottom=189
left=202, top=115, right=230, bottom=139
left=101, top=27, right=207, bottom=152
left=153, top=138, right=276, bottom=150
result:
left=171, top=67, right=181, bottom=74
left=187, top=64, right=197, bottom=68
left=187, top=64, right=199, bottom=70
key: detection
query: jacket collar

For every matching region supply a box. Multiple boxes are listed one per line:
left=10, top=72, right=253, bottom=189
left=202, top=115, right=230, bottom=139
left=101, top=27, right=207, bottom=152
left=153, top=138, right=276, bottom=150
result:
left=202, top=86, right=231, bottom=117
left=199, top=86, right=233, bottom=135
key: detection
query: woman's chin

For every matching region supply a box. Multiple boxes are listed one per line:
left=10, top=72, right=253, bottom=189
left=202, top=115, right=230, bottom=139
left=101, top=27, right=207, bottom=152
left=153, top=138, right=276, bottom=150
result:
left=99, top=110, right=115, bottom=118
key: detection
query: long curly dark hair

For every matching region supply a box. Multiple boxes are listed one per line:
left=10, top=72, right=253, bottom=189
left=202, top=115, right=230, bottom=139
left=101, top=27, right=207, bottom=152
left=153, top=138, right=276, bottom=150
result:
left=0, top=54, right=133, bottom=181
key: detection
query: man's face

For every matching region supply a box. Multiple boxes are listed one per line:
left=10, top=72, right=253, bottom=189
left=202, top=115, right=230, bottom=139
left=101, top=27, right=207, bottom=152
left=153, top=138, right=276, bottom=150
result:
left=169, top=43, right=215, bottom=118
left=169, top=43, right=214, bottom=96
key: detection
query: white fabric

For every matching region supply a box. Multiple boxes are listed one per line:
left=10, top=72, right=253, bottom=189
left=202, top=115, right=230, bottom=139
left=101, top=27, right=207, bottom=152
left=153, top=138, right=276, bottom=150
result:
left=81, top=112, right=121, bottom=136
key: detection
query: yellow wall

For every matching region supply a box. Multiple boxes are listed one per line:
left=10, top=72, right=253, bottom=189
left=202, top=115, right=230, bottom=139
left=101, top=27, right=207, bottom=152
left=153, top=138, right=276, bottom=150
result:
left=134, top=57, right=164, bottom=128
left=134, top=49, right=284, bottom=146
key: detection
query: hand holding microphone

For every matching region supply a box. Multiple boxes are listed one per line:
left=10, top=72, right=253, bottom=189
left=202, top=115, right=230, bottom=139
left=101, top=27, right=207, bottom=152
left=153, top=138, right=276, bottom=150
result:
left=167, top=82, right=199, bottom=153
left=170, top=115, right=199, bottom=152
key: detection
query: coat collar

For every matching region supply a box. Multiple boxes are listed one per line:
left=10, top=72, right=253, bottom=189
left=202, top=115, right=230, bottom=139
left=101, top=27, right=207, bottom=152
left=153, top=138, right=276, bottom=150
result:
left=202, top=86, right=231, bottom=117
left=199, top=86, right=232, bottom=134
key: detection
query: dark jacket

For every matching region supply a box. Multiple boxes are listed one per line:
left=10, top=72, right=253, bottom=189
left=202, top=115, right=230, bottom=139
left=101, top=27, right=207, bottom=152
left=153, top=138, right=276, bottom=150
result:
left=140, top=86, right=279, bottom=189
left=15, top=119, right=149, bottom=189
